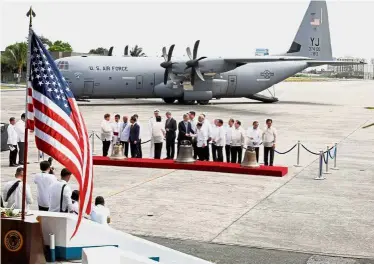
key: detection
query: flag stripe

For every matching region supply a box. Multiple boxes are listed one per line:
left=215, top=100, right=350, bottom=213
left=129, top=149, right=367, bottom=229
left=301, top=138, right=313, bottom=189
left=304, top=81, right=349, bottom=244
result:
left=33, top=108, right=82, bottom=160
left=34, top=118, right=83, bottom=165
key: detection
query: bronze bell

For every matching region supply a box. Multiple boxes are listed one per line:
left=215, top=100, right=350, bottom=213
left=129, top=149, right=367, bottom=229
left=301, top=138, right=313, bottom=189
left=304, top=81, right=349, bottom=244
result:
left=241, top=147, right=259, bottom=168
left=110, top=143, right=126, bottom=160
left=176, top=140, right=195, bottom=163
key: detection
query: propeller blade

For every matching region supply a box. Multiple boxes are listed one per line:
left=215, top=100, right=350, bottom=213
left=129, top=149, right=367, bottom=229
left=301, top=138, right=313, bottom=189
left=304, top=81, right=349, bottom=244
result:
left=108, top=46, right=113, bottom=56
left=193, top=40, right=200, bottom=60
left=124, top=45, right=129, bottom=56
left=190, top=69, right=196, bottom=86
left=162, top=47, right=168, bottom=61
left=195, top=67, right=205, bottom=81
left=168, top=44, right=175, bottom=62
left=164, top=69, right=169, bottom=85
left=197, top=56, right=207, bottom=61
left=186, top=47, right=193, bottom=60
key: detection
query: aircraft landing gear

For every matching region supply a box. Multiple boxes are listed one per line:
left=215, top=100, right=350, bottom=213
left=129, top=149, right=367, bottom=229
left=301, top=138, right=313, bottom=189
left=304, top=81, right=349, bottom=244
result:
left=177, top=99, right=195, bottom=105
left=163, top=98, right=176, bottom=104
left=197, top=100, right=209, bottom=105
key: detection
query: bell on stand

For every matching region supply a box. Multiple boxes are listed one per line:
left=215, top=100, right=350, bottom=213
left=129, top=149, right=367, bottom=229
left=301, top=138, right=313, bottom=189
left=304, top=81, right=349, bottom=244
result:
left=109, top=142, right=126, bottom=160
left=175, top=140, right=196, bottom=163
left=241, top=146, right=259, bottom=168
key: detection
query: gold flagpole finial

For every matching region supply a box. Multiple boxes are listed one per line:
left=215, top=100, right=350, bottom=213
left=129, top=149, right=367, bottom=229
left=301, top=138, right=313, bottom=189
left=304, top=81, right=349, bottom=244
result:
left=26, top=6, right=36, bottom=28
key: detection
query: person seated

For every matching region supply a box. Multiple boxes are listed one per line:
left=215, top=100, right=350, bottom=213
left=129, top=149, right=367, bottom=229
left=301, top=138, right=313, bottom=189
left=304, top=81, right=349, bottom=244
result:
left=90, top=196, right=111, bottom=225
left=71, top=190, right=79, bottom=215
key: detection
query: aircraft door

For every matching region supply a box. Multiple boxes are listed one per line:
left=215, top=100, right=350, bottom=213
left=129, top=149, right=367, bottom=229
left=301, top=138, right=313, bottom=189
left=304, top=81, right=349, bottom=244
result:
left=227, top=75, right=237, bottom=96
left=136, top=75, right=143, bottom=89
left=83, top=81, right=94, bottom=96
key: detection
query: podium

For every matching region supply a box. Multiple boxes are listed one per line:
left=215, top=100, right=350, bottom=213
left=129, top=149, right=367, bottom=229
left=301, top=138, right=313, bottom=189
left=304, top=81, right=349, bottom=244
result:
left=1, top=217, right=46, bottom=264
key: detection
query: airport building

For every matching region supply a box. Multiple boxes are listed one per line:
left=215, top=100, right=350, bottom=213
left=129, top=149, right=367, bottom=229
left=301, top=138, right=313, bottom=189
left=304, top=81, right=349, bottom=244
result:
left=255, top=48, right=269, bottom=56
left=326, top=57, right=371, bottom=79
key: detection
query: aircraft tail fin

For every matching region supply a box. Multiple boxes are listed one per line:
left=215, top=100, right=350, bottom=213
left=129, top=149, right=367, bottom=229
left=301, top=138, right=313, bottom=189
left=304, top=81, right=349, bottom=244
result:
left=283, top=0, right=333, bottom=60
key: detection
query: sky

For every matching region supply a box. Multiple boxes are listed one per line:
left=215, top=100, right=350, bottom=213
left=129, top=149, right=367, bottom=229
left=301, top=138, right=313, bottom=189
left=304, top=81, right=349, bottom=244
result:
left=1, top=0, right=374, bottom=62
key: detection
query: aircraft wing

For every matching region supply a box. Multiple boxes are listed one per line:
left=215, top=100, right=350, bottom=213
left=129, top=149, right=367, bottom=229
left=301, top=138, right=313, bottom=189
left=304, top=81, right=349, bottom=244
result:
left=224, top=56, right=313, bottom=64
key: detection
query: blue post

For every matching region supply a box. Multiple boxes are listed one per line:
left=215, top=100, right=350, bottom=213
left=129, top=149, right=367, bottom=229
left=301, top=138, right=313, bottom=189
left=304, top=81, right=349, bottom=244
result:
left=315, top=150, right=325, bottom=180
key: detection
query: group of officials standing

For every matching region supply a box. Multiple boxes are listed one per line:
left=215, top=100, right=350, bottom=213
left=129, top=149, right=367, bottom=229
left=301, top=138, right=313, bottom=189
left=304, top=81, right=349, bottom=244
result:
left=100, top=110, right=277, bottom=166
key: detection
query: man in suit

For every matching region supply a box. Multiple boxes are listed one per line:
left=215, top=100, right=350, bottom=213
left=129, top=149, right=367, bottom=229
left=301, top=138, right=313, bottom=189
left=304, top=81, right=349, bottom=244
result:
left=177, top=113, right=193, bottom=155
left=129, top=116, right=140, bottom=158
left=165, top=111, right=177, bottom=159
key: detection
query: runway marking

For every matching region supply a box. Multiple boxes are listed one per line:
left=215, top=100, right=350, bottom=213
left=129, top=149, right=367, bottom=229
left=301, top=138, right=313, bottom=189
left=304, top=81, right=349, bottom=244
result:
left=107, top=169, right=177, bottom=198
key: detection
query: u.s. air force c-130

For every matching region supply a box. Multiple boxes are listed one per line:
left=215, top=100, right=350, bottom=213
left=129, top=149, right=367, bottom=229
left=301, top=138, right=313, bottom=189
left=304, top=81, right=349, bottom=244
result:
left=56, top=0, right=363, bottom=105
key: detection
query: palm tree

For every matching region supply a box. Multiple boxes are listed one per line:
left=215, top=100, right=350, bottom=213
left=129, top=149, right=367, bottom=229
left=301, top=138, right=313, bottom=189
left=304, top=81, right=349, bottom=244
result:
left=2, top=42, right=27, bottom=83
left=130, top=45, right=146, bottom=57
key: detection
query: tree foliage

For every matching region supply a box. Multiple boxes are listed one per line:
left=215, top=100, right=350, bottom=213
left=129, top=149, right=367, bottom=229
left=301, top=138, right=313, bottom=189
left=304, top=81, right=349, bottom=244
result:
left=39, top=35, right=52, bottom=47
left=48, top=40, right=73, bottom=52
left=89, top=47, right=109, bottom=55
left=1, top=42, right=28, bottom=82
left=130, top=45, right=146, bottom=57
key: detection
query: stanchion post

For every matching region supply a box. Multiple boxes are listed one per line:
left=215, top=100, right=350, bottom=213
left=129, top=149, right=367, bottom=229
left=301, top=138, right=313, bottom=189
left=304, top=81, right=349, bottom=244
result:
left=91, top=130, right=96, bottom=155
left=331, top=143, right=339, bottom=170
left=324, top=145, right=332, bottom=175
left=315, top=150, right=325, bottom=180
left=294, top=140, right=302, bottom=167
left=49, top=233, right=55, bottom=262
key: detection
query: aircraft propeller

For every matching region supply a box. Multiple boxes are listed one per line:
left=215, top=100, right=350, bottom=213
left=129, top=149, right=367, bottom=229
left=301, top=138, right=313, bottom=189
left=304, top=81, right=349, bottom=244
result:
left=108, top=46, right=114, bottom=56
left=124, top=45, right=129, bottom=56
left=185, top=40, right=207, bottom=86
left=160, top=44, right=176, bottom=85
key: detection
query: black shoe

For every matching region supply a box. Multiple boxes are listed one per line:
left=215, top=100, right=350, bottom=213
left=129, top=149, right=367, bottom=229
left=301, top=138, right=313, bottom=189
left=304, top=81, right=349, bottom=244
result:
left=9, top=164, right=18, bottom=167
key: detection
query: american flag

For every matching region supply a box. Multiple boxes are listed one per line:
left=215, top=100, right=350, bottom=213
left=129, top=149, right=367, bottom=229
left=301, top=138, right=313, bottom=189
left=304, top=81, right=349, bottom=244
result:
left=26, top=29, right=93, bottom=238
left=310, top=18, right=320, bottom=26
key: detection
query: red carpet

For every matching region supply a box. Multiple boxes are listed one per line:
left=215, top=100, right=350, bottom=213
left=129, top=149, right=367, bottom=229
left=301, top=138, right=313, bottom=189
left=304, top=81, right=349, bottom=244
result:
left=93, top=157, right=288, bottom=177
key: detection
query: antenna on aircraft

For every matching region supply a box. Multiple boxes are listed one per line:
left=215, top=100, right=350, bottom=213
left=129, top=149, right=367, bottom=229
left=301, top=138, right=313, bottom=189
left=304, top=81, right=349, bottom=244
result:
left=185, top=40, right=206, bottom=85
left=108, top=46, right=113, bottom=56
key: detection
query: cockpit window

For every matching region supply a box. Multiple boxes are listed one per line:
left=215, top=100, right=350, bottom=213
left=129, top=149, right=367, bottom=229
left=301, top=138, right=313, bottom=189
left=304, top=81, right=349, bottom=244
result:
left=57, top=61, right=69, bottom=71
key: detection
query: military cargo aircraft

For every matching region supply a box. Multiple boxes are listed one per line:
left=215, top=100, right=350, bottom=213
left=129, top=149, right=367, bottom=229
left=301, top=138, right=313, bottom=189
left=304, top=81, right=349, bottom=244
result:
left=56, top=0, right=364, bottom=105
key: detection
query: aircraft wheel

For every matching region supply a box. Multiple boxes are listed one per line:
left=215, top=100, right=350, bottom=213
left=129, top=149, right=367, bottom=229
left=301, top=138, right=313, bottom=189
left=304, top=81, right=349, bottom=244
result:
left=178, top=99, right=195, bottom=105
left=163, top=98, right=176, bottom=104
left=197, top=100, right=209, bottom=105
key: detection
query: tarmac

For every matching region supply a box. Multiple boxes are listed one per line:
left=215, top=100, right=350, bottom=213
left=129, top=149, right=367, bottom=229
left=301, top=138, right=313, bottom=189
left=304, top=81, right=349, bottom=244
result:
left=1, top=80, right=374, bottom=263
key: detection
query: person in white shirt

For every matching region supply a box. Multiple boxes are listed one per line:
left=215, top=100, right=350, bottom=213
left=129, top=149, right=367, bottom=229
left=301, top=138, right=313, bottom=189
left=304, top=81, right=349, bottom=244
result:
left=247, top=121, right=262, bottom=162
left=34, top=160, right=57, bottom=211
left=210, top=119, right=219, bottom=161
left=213, top=119, right=225, bottom=162
left=7, top=117, right=18, bottom=167
left=90, top=196, right=111, bottom=225
left=119, top=116, right=130, bottom=157
left=198, top=115, right=210, bottom=161
left=48, top=168, right=73, bottom=213
left=230, top=120, right=245, bottom=163
left=111, top=114, right=121, bottom=144
left=262, top=119, right=277, bottom=166
left=2, top=167, right=33, bottom=211
left=225, top=119, right=234, bottom=163
left=191, top=122, right=208, bottom=161
left=14, top=113, right=26, bottom=165
left=101, top=113, right=113, bottom=157
left=188, top=111, right=198, bottom=159
left=71, top=190, right=79, bottom=215
left=133, top=114, right=143, bottom=158
left=152, top=115, right=166, bottom=159
left=148, top=109, right=160, bottom=158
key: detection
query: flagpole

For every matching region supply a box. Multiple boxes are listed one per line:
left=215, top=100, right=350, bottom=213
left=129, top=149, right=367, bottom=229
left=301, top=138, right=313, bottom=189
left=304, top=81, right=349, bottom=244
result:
left=22, top=6, right=35, bottom=221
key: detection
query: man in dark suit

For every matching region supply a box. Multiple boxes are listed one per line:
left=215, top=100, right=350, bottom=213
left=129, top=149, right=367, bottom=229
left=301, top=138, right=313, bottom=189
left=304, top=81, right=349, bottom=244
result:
left=177, top=113, right=193, bottom=155
left=165, top=111, right=177, bottom=159
left=129, top=116, right=140, bottom=158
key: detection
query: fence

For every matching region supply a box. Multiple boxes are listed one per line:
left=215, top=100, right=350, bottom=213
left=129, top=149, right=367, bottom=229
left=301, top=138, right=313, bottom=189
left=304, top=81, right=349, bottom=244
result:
left=89, top=130, right=339, bottom=180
